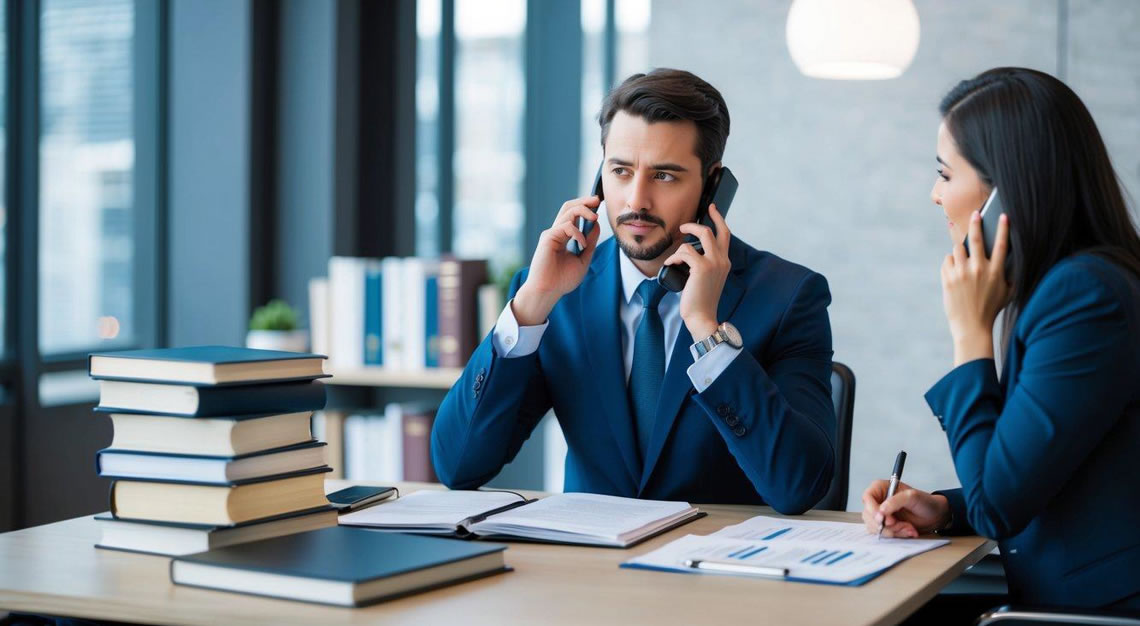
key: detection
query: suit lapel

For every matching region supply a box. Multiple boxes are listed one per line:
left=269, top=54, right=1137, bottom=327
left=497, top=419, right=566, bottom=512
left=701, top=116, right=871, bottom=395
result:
left=638, top=237, right=750, bottom=494
left=580, top=242, right=641, bottom=491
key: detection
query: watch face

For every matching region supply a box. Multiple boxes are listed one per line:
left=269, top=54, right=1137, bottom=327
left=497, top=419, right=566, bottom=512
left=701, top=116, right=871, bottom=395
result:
left=721, top=322, right=743, bottom=348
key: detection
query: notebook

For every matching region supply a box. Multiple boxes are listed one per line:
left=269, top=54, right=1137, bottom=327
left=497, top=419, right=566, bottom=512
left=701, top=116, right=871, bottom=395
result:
left=621, top=515, right=950, bottom=585
left=170, top=526, right=509, bottom=607
left=88, top=345, right=329, bottom=385
left=337, top=490, right=703, bottom=548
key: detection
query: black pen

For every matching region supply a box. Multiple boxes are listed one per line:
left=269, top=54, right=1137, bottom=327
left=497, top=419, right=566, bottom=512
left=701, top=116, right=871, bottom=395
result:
left=877, top=450, right=907, bottom=541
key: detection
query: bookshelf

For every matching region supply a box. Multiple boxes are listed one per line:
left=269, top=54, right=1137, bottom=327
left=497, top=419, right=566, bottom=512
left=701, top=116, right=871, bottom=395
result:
left=319, top=367, right=463, bottom=480
left=324, top=367, right=463, bottom=389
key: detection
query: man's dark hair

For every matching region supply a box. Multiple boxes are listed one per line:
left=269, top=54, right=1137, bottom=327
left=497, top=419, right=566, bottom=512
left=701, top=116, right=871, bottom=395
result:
left=599, top=68, right=730, bottom=177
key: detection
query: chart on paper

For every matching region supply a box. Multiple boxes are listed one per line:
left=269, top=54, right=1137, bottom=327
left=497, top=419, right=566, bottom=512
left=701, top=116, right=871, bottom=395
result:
left=623, top=516, right=949, bottom=585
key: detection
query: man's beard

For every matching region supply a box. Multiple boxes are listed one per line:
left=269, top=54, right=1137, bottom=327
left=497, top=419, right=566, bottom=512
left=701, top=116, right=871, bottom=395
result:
left=615, top=210, right=673, bottom=261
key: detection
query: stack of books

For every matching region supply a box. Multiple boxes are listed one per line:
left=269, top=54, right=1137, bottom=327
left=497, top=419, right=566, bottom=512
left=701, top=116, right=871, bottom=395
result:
left=88, top=345, right=337, bottom=556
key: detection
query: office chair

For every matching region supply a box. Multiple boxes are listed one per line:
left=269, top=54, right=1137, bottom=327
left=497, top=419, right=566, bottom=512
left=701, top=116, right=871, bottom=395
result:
left=816, top=361, right=854, bottom=511
left=975, top=604, right=1140, bottom=625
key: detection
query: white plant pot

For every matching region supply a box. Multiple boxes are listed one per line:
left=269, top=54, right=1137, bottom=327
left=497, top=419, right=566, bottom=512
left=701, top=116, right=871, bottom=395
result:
left=246, top=329, right=309, bottom=353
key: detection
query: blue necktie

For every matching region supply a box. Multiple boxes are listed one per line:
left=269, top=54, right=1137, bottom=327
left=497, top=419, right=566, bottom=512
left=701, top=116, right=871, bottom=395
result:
left=629, top=279, right=667, bottom=461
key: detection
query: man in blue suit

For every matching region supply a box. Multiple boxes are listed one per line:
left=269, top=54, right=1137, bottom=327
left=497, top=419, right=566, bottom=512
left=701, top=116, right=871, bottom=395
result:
left=431, top=69, right=836, bottom=512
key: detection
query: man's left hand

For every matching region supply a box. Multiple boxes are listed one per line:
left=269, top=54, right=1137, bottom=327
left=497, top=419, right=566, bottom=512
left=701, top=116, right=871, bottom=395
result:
left=663, top=203, right=732, bottom=340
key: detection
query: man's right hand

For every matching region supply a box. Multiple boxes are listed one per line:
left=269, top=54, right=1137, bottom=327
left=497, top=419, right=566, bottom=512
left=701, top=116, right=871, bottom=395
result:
left=512, top=195, right=602, bottom=326
left=861, top=480, right=952, bottom=538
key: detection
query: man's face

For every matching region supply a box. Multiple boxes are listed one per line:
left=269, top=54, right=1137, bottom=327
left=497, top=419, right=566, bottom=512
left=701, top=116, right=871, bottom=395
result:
left=603, top=111, right=706, bottom=262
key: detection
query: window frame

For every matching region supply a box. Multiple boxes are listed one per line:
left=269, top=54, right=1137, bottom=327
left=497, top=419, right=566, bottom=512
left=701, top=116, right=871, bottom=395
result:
left=0, top=0, right=165, bottom=531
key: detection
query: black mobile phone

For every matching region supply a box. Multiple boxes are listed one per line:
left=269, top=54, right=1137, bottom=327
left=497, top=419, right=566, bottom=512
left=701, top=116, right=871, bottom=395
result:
left=326, top=485, right=397, bottom=512
left=658, top=167, right=738, bottom=293
left=566, top=163, right=606, bottom=256
left=964, top=187, right=1005, bottom=259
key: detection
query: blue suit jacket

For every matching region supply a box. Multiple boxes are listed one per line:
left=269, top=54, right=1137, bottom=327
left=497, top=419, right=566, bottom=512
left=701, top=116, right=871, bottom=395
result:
left=927, top=254, right=1140, bottom=609
left=431, top=236, right=836, bottom=513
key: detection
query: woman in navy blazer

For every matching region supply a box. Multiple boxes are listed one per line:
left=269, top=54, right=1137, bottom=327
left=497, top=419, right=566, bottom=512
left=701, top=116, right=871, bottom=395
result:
left=862, top=67, right=1140, bottom=613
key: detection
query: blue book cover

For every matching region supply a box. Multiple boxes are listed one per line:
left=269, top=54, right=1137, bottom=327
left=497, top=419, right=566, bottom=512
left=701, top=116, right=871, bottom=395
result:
left=88, top=346, right=328, bottom=386
left=96, top=379, right=328, bottom=417
left=90, top=345, right=325, bottom=364
left=425, top=274, right=440, bottom=368
left=364, top=264, right=384, bottom=366
left=171, top=527, right=509, bottom=607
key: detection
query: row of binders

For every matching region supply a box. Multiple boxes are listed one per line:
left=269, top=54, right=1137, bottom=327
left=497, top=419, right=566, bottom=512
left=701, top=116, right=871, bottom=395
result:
left=311, top=256, right=502, bottom=371
left=88, top=345, right=337, bottom=556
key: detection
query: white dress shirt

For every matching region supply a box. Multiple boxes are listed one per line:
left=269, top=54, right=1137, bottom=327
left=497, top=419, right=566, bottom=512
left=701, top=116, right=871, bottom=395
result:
left=491, top=250, right=741, bottom=393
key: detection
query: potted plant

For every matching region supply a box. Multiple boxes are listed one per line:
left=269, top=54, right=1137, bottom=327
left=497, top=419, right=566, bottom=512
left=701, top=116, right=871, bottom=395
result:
left=246, top=299, right=309, bottom=352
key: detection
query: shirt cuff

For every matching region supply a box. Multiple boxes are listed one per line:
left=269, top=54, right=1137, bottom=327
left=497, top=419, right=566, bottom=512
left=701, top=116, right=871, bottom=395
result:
left=491, top=298, right=549, bottom=358
left=686, top=342, right=743, bottom=393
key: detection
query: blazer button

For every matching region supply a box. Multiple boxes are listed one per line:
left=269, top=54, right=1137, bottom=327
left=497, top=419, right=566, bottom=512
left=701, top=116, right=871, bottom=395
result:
left=732, top=425, right=746, bottom=437
left=473, top=381, right=483, bottom=392
left=726, top=416, right=740, bottom=428
left=717, top=404, right=731, bottom=417
left=476, top=373, right=486, bottom=383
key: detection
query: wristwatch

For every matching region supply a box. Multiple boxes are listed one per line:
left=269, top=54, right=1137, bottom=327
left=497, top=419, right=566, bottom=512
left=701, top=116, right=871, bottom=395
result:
left=691, top=322, right=743, bottom=359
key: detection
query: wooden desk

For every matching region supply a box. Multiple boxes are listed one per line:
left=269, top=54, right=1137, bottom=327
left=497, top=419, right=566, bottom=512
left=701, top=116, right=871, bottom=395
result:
left=0, top=481, right=995, bottom=626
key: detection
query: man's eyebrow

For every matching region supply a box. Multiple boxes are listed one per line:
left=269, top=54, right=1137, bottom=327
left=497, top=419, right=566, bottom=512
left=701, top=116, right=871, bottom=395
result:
left=605, top=157, right=689, bottom=172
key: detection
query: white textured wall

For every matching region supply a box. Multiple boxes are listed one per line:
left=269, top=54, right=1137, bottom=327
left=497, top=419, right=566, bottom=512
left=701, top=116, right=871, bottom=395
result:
left=646, top=0, right=1140, bottom=509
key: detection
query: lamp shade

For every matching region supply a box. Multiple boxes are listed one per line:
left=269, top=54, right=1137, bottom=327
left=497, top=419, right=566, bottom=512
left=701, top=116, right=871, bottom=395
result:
left=786, top=0, right=920, bottom=80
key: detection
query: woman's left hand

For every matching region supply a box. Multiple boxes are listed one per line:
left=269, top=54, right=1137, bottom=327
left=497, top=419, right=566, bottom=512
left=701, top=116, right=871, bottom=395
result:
left=941, top=210, right=1012, bottom=366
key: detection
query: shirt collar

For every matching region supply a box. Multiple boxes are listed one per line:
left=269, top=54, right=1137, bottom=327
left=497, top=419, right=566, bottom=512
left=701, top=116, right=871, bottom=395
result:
left=618, top=247, right=662, bottom=305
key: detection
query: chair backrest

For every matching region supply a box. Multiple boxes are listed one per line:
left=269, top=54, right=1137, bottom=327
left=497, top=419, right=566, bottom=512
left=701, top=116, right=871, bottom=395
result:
left=817, top=361, right=855, bottom=511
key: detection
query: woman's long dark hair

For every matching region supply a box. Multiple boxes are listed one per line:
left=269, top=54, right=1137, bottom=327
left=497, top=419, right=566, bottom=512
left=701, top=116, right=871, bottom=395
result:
left=940, top=67, right=1140, bottom=339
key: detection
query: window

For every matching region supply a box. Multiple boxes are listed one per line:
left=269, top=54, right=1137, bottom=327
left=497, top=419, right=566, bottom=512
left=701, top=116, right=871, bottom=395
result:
left=450, top=0, right=526, bottom=268
left=415, top=0, right=441, bottom=258
left=614, top=0, right=650, bottom=81
left=38, top=0, right=135, bottom=354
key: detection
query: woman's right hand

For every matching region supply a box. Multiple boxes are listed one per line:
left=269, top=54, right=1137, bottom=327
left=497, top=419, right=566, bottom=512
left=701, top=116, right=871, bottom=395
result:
left=861, top=480, right=952, bottom=538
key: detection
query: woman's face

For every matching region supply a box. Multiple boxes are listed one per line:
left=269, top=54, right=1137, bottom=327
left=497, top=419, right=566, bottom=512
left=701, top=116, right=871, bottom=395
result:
left=931, top=121, right=992, bottom=244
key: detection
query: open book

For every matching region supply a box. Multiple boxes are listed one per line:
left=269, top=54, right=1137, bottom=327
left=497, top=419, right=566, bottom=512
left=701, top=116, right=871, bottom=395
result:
left=337, top=490, right=703, bottom=548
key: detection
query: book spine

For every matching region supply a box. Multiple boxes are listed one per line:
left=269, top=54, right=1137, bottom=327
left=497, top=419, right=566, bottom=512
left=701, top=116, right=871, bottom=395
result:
left=401, top=407, right=437, bottom=482
left=364, top=263, right=383, bottom=366
left=381, top=258, right=404, bottom=370
left=476, top=283, right=504, bottom=341
left=194, top=382, right=328, bottom=417
left=425, top=266, right=441, bottom=368
left=382, top=404, right=403, bottom=481
left=329, top=257, right=365, bottom=369
left=401, top=259, right=426, bottom=371
left=438, top=259, right=488, bottom=368
left=308, top=278, right=330, bottom=358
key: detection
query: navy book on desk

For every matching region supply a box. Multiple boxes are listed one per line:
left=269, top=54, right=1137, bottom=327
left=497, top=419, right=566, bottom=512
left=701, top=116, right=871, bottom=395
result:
left=170, top=526, right=510, bottom=607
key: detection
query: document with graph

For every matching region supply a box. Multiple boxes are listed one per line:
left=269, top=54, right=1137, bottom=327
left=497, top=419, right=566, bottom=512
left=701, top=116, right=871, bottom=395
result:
left=622, top=515, right=948, bottom=585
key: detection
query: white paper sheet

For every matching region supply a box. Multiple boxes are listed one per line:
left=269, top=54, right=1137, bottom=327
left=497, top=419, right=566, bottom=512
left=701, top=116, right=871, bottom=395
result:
left=624, top=516, right=949, bottom=585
